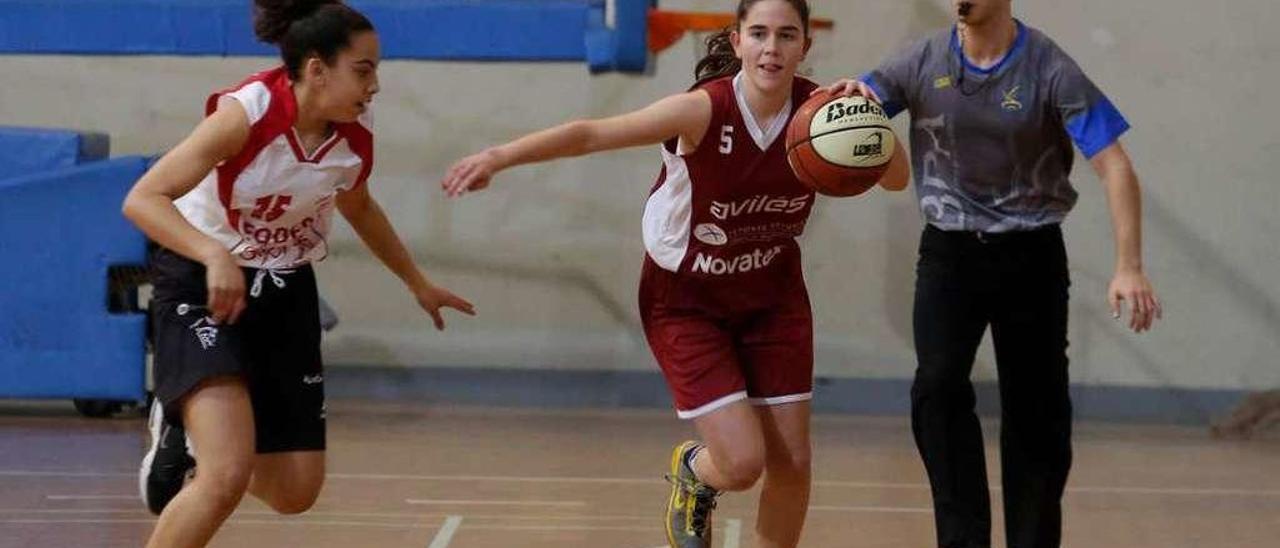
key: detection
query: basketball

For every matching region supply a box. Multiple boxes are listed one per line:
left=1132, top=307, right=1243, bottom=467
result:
left=786, top=92, right=897, bottom=197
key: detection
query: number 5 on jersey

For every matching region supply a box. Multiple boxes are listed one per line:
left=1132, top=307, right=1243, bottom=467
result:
left=719, top=125, right=734, bottom=155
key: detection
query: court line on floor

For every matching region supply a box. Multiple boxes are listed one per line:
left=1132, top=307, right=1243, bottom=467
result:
left=406, top=499, right=588, bottom=507
left=809, top=505, right=932, bottom=514
left=0, top=509, right=149, bottom=515
left=427, top=515, right=462, bottom=548
left=0, top=471, right=133, bottom=478
left=1, top=505, right=936, bottom=520
left=45, top=495, right=135, bottom=501
left=724, top=518, right=742, bottom=548
left=12, top=470, right=1280, bottom=498
left=0, top=508, right=662, bottom=521
left=458, top=524, right=656, bottom=532
left=0, top=517, right=433, bottom=528
left=0, top=510, right=739, bottom=532
left=640, top=519, right=740, bottom=548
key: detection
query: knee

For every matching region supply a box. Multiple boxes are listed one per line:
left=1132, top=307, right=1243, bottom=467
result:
left=912, top=367, right=973, bottom=401
left=266, top=488, right=320, bottom=515
left=193, top=462, right=253, bottom=511
left=258, top=473, right=324, bottom=515
left=714, top=449, right=765, bottom=491
left=765, top=445, right=811, bottom=480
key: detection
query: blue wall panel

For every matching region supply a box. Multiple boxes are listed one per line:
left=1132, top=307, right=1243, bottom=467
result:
left=0, top=157, right=149, bottom=400
left=0, top=0, right=650, bottom=71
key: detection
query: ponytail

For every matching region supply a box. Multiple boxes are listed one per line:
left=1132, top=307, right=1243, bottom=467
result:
left=692, top=0, right=811, bottom=85
left=693, top=29, right=741, bottom=85
left=252, top=0, right=374, bottom=80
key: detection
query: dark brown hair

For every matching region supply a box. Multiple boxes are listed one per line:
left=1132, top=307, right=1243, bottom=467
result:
left=694, top=0, right=811, bottom=85
left=253, top=0, right=375, bottom=80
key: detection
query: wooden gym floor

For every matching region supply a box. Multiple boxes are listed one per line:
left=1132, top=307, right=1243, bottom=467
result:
left=0, top=401, right=1276, bottom=547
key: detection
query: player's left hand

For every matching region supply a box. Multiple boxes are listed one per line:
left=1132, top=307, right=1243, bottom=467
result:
left=413, top=283, right=476, bottom=330
left=1108, top=269, right=1162, bottom=333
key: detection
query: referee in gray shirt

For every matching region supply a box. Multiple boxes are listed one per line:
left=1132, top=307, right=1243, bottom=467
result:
left=819, top=1, right=1162, bottom=547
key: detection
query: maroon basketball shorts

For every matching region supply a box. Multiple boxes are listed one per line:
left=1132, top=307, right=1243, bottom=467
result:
left=639, top=263, right=814, bottom=419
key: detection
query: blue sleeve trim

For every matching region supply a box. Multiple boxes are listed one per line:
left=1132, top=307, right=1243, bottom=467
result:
left=858, top=72, right=905, bottom=119
left=1066, top=98, right=1130, bottom=158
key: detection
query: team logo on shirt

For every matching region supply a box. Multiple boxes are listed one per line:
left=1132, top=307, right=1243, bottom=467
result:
left=709, top=195, right=809, bottom=220
left=694, top=223, right=729, bottom=246
left=934, top=75, right=953, bottom=89
left=1001, top=85, right=1024, bottom=112
left=691, top=245, right=784, bottom=275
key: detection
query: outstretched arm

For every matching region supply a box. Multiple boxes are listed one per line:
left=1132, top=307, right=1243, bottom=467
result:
left=336, top=184, right=475, bottom=330
left=441, top=90, right=712, bottom=197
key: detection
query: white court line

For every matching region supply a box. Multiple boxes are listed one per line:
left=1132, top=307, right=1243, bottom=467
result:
left=227, top=519, right=432, bottom=527
left=45, top=495, right=135, bottom=501
left=0, top=517, right=431, bottom=528
left=809, top=505, right=932, bottom=514
left=724, top=518, right=742, bottom=548
left=427, top=515, right=463, bottom=548
left=1067, top=485, right=1280, bottom=497
left=14, top=469, right=1280, bottom=498
left=640, top=520, right=740, bottom=548
left=334, top=473, right=651, bottom=485
left=337, top=474, right=1280, bottom=497
left=0, top=509, right=147, bottom=515
left=0, top=507, right=663, bottom=522
left=406, top=499, right=587, bottom=507
left=460, top=524, right=654, bottom=532
left=1, top=506, right=926, bottom=517
left=0, top=518, right=157, bottom=525
left=0, top=471, right=133, bottom=478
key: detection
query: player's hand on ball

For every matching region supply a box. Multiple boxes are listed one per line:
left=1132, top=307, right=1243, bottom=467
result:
left=813, top=78, right=881, bottom=103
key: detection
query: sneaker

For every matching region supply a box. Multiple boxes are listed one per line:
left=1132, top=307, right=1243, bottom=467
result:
left=139, top=402, right=194, bottom=515
left=664, top=441, right=719, bottom=548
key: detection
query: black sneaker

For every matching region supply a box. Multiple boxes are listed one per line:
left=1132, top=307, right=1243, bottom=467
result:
left=139, top=402, right=194, bottom=515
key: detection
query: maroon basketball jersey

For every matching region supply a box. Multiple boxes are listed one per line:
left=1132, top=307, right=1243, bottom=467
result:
left=642, top=73, right=819, bottom=312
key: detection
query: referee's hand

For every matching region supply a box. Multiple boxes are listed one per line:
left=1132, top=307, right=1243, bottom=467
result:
left=1108, top=269, right=1162, bottom=333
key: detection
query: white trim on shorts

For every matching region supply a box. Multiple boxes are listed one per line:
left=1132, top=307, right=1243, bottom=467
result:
left=676, top=391, right=749, bottom=420
left=748, top=392, right=813, bottom=407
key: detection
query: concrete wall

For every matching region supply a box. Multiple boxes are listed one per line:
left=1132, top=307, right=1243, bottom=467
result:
left=2, top=0, right=1276, bottom=391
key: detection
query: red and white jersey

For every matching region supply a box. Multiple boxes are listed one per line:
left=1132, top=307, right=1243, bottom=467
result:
left=174, top=67, right=372, bottom=270
left=642, top=73, right=818, bottom=311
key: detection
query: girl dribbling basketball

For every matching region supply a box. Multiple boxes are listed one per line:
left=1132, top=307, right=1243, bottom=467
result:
left=440, top=2, right=906, bottom=546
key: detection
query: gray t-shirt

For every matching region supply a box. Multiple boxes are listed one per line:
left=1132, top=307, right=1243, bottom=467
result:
left=863, top=21, right=1129, bottom=232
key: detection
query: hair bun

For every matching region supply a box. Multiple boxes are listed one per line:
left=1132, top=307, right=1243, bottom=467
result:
left=253, top=0, right=337, bottom=44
